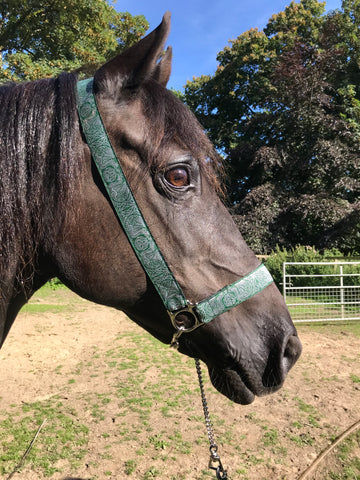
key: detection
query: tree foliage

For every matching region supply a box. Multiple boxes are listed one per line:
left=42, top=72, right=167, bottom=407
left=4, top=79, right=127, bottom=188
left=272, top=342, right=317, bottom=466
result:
left=0, top=0, right=149, bottom=82
left=184, top=0, right=360, bottom=254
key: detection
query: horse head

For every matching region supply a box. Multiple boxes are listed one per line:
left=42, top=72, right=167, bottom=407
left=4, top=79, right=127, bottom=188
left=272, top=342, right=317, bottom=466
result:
left=1, top=13, right=301, bottom=405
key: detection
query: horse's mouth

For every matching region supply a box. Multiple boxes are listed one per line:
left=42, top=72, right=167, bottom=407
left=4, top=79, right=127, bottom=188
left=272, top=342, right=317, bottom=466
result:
left=207, top=364, right=283, bottom=405
left=179, top=340, right=266, bottom=404
left=178, top=331, right=301, bottom=405
left=208, top=365, right=255, bottom=405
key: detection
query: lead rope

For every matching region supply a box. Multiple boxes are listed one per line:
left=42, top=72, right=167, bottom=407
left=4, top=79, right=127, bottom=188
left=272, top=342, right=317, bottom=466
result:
left=195, top=358, right=228, bottom=480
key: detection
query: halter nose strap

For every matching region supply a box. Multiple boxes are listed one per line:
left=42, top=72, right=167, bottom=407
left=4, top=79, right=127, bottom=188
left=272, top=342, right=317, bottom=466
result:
left=76, top=78, right=274, bottom=345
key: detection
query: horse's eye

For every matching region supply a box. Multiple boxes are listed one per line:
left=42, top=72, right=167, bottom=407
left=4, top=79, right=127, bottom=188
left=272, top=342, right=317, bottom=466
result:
left=165, top=167, right=189, bottom=187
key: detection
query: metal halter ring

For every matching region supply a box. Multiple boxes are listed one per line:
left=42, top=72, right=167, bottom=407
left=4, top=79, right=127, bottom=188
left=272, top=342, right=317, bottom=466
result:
left=168, top=303, right=203, bottom=348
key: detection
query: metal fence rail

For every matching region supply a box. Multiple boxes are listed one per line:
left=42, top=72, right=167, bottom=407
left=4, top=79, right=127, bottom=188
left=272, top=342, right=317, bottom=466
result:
left=283, top=262, right=360, bottom=323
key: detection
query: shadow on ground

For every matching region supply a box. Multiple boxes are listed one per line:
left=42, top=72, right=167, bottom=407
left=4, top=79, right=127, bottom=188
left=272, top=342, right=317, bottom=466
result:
left=62, top=477, right=90, bottom=480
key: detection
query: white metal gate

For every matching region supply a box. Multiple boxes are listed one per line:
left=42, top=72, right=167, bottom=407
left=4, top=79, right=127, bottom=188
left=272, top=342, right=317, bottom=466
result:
left=283, top=262, right=360, bottom=323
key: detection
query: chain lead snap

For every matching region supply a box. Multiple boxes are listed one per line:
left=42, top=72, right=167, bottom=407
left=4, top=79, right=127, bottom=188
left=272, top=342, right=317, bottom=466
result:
left=209, top=446, right=227, bottom=479
left=215, top=466, right=228, bottom=480
left=170, top=327, right=184, bottom=349
left=195, top=358, right=229, bottom=479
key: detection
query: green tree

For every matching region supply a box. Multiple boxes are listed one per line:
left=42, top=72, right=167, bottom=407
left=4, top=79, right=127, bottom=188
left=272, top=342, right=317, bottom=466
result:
left=184, top=0, right=360, bottom=254
left=0, top=0, right=149, bottom=82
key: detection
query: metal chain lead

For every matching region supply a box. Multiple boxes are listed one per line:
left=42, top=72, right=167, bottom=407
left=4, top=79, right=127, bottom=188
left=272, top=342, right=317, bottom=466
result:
left=195, top=358, right=228, bottom=480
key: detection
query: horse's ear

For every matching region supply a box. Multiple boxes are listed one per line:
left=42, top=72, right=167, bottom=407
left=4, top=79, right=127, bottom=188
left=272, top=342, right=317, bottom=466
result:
left=153, top=46, right=172, bottom=87
left=94, top=12, right=172, bottom=93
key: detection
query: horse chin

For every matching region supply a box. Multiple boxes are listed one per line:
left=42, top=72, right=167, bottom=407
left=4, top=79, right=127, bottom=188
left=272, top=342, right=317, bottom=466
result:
left=179, top=340, right=261, bottom=404
left=208, top=366, right=256, bottom=405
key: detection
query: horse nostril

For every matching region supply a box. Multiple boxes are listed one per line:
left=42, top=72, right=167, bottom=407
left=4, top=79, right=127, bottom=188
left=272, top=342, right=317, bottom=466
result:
left=262, top=334, right=302, bottom=389
left=283, top=335, right=302, bottom=373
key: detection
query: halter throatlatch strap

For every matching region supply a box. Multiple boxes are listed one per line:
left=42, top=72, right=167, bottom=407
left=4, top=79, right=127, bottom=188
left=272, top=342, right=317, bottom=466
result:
left=76, top=78, right=274, bottom=343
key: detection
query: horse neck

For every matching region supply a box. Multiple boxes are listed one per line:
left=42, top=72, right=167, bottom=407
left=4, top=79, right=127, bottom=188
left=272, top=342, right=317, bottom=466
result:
left=0, top=74, right=80, bottom=296
left=0, top=74, right=83, bottom=346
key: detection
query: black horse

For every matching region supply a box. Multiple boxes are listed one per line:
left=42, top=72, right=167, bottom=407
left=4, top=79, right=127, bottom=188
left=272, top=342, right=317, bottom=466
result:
left=0, top=13, right=301, bottom=405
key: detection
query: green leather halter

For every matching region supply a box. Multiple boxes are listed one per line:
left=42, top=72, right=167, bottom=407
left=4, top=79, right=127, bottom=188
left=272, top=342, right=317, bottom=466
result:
left=76, top=78, right=273, bottom=346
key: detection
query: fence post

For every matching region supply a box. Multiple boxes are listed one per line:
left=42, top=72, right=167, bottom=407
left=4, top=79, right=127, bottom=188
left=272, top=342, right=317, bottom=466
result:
left=283, top=262, right=286, bottom=301
left=340, top=265, right=345, bottom=321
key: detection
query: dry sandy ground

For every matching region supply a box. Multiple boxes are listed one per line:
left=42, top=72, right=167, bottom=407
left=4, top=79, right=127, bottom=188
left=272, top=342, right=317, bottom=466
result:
left=0, top=288, right=359, bottom=480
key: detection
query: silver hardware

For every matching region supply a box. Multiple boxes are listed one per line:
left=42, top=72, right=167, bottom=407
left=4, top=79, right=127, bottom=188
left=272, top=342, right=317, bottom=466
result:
left=195, top=358, right=228, bottom=479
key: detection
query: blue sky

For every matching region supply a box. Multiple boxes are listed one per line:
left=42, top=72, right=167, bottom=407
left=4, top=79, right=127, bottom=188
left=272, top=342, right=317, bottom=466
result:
left=115, top=0, right=343, bottom=91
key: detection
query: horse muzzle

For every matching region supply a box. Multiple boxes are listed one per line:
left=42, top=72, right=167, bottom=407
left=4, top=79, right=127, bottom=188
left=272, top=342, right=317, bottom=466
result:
left=180, top=323, right=302, bottom=405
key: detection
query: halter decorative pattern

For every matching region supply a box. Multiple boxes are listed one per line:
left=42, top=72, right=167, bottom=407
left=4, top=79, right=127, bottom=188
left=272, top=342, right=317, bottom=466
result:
left=76, top=77, right=274, bottom=341
left=77, top=78, right=187, bottom=313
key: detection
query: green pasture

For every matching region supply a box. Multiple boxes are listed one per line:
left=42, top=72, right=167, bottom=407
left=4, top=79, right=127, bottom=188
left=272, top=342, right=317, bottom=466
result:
left=286, top=294, right=360, bottom=323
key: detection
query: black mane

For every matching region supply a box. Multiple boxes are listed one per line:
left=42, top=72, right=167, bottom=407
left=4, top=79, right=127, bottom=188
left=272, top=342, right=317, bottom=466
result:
left=0, top=73, right=80, bottom=287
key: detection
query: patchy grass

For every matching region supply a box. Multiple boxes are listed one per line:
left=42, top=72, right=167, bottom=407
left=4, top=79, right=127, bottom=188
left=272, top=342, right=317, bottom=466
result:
left=21, top=303, right=70, bottom=314
left=0, top=397, right=89, bottom=476
left=321, top=429, right=360, bottom=480
left=297, top=320, right=360, bottom=338
left=1, top=284, right=359, bottom=479
left=20, top=280, right=84, bottom=314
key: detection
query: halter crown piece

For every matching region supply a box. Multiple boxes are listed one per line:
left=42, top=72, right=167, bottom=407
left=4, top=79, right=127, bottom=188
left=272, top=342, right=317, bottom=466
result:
left=76, top=78, right=274, bottom=347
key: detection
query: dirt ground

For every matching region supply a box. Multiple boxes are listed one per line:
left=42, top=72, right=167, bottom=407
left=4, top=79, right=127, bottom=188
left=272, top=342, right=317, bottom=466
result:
left=0, top=288, right=359, bottom=480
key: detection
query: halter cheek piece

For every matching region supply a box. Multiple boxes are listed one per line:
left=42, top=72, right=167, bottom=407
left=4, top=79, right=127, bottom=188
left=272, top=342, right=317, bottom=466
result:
left=76, top=78, right=273, bottom=348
